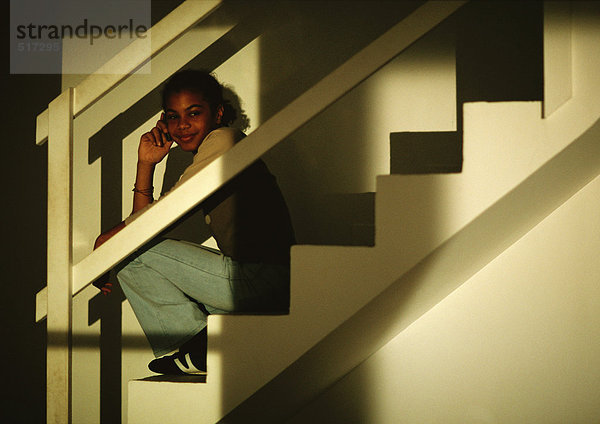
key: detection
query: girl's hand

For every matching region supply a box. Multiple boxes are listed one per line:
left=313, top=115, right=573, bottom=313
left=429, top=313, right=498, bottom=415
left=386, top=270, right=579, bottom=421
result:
left=92, top=273, right=113, bottom=296
left=138, top=113, right=173, bottom=165
left=100, top=282, right=113, bottom=296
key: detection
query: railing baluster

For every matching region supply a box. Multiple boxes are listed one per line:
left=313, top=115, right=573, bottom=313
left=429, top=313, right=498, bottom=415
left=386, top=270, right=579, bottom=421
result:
left=47, top=88, right=74, bottom=424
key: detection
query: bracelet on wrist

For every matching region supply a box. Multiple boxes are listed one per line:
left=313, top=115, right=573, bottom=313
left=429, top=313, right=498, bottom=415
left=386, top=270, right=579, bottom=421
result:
left=132, top=185, right=154, bottom=198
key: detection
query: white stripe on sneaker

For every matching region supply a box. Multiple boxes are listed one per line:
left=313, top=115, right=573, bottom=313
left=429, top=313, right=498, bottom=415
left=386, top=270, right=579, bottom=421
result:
left=173, top=353, right=207, bottom=375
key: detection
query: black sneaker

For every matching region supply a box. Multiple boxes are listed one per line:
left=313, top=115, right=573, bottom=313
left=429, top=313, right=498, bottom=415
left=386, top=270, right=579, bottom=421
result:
left=148, top=329, right=208, bottom=375
left=148, top=350, right=207, bottom=375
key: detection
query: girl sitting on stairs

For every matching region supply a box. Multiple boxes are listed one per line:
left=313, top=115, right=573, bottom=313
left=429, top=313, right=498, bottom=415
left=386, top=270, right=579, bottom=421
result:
left=93, top=69, right=295, bottom=375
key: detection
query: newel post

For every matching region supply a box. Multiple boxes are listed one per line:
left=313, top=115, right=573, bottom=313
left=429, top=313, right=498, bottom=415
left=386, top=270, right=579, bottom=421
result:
left=47, top=87, right=74, bottom=423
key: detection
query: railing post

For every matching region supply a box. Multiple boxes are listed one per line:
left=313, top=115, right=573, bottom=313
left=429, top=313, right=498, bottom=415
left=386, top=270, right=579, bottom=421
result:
left=47, top=87, right=74, bottom=423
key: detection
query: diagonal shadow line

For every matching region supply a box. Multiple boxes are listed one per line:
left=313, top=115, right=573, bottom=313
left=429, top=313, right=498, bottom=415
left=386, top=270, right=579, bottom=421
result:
left=219, top=118, right=600, bottom=423
left=54, top=332, right=150, bottom=349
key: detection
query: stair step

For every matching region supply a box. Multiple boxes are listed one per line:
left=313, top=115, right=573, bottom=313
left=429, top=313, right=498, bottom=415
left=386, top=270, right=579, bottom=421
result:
left=379, top=101, right=547, bottom=252
left=128, top=378, right=209, bottom=424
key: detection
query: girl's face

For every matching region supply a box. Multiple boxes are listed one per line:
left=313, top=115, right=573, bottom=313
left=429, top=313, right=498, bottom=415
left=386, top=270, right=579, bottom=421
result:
left=164, top=90, right=223, bottom=153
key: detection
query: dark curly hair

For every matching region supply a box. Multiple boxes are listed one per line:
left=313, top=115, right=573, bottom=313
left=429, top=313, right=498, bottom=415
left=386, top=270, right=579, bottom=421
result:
left=162, top=70, right=237, bottom=126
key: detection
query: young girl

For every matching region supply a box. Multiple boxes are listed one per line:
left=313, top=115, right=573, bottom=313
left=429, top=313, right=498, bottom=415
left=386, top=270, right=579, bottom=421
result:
left=94, top=70, right=295, bottom=375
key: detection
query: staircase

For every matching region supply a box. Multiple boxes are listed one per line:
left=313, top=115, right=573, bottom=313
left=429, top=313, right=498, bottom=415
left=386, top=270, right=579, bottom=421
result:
left=128, top=2, right=600, bottom=423
left=36, top=1, right=600, bottom=423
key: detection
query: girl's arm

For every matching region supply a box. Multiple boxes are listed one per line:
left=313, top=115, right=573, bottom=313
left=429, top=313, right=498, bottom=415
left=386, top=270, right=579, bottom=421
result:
left=92, top=115, right=171, bottom=294
left=93, top=221, right=126, bottom=250
left=132, top=114, right=173, bottom=213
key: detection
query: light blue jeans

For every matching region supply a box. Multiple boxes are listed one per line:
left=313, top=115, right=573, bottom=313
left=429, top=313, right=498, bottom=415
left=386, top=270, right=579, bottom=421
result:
left=116, top=239, right=290, bottom=357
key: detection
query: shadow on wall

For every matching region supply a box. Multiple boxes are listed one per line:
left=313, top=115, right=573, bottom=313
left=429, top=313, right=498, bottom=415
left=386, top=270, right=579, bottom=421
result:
left=5, top=74, right=60, bottom=424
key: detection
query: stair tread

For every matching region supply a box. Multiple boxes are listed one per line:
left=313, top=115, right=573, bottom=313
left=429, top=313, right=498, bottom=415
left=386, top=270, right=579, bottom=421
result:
left=134, top=375, right=207, bottom=384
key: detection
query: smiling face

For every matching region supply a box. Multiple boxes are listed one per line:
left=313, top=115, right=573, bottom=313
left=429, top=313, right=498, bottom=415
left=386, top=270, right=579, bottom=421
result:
left=164, top=90, right=223, bottom=153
